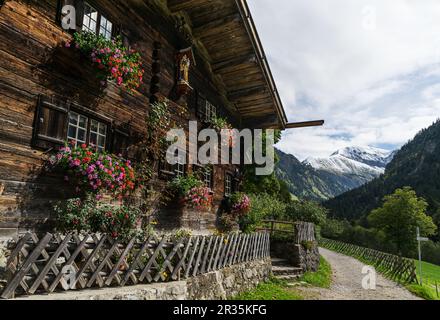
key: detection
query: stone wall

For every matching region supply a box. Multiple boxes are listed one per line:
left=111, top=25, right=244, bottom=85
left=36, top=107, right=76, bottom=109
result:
left=271, top=240, right=320, bottom=272
left=0, top=236, right=13, bottom=293
left=10, top=258, right=272, bottom=300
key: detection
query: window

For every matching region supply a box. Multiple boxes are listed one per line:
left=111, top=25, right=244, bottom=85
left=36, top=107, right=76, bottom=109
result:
left=67, top=112, right=88, bottom=146
left=67, top=112, right=107, bottom=151
left=99, top=15, right=113, bottom=40
left=81, top=2, right=113, bottom=39
left=33, top=96, right=115, bottom=152
left=205, top=100, right=217, bottom=122
left=159, top=150, right=187, bottom=179
left=89, top=119, right=107, bottom=152
left=204, top=168, right=213, bottom=189
left=225, top=173, right=233, bottom=196
left=82, top=3, right=98, bottom=33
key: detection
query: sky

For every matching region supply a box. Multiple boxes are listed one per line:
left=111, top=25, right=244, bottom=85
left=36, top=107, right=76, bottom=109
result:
left=248, top=0, right=440, bottom=161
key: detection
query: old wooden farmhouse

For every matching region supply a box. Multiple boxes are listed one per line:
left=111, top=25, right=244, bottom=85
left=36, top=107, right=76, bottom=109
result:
left=0, top=0, right=300, bottom=238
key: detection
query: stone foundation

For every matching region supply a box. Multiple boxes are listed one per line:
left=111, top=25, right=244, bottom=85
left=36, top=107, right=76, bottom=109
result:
left=10, top=258, right=272, bottom=300
left=271, top=240, right=320, bottom=272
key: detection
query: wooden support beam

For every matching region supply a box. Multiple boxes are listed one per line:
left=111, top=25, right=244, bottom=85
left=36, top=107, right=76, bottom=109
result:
left=167, top=0, right=200, bottom=13
left=192, top=13, right=242, bottom=38
left=228, top=85, right=266, bottom=101
left=212, top=53, right=257, bottom=72
left=285, top=120, right=325, bottom=129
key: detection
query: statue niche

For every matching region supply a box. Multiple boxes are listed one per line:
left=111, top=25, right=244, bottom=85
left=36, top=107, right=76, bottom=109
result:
left=176, top=47, right=195, bottom=97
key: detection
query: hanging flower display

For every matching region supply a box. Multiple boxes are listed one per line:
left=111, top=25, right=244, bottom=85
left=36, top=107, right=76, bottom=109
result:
left=185, top=186, right=213, bottom=210
left=230, top=192, right=251, bottom=216
left=66, top=32, right=144, bottom=91
left=49, top=142, right=136, bottom=199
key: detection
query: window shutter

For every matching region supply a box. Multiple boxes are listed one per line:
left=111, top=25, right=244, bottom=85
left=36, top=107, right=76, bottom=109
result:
left=33, top=96, right=68, bottom=150
left=74, top=0, right=85, bottom=32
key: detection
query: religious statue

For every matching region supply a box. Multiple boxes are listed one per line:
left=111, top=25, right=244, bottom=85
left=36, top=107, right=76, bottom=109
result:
left=179, top=54, right=191, bottom=84
left=176, top=47, right=195, bottom=97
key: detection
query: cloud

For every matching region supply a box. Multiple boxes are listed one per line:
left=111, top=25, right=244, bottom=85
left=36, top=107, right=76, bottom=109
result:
left=249, top=0, right=440, bottom=160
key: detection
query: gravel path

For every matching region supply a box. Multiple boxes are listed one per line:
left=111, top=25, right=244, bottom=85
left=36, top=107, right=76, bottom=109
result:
left=296, top=248, right=421, bottom=300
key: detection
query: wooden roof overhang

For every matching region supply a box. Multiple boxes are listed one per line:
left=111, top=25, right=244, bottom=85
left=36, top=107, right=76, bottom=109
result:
left=166, top=0, right=289, bottom=129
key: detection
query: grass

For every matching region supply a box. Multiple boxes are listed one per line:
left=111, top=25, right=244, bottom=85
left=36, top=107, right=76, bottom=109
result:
left=232, top=278, right=303, bottom=300
left=232, top=257, right=333, bottom=300
left=408, top=260, right=440, bottom=300
left=300, top=257, right=332, bottom=288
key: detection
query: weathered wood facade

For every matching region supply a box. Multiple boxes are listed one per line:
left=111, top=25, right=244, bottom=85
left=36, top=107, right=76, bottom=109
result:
left=0, top=0, right=287, bottom=237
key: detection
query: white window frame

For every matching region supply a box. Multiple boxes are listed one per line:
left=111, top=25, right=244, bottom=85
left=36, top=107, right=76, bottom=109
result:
left=225, top=173, right=232, bottom=196
left=67, top=111, right=107, bottom=151
left=82, top=2, right=113, bottom=39
left=205, top=100, right=217, bottom=122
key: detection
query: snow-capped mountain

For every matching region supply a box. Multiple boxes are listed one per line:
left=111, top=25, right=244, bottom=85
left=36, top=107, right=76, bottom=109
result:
left=304, top=146, right=395, bottom=179
left=275, top=146, right=397, bottom=202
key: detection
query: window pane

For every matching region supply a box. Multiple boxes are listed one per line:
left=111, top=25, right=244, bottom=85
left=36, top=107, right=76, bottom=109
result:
left=98, top=135, right=106, bottom=147
left=99, top=123, right=107, bottom=135
left=69, top=113, right=78, bottom=125
left=89, top=132, right=97, bottom=145
left=90, top=120, right=98, bottom=132
left=77, top=129, right=86, bottom=142
left=68, top=126, right=77, bottom=140
left=82, top=3, right=98, bottom=33
left=99, top=15, right=113, bottom=40
left=78, top=115, right=88, bottom=129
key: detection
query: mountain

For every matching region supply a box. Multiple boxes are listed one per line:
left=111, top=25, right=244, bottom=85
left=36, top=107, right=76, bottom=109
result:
left=324, top=119, right=440, bottom=221
left=275, top=146, right=395, bottom=202
left=304, top=146, right=394, bottom=183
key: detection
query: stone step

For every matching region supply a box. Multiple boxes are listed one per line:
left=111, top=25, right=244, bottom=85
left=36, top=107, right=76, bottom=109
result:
left=272, top=265, right=303, bottom=276
left=275, top=274, right=302, bottom=281
left=271, top=258, right=290, bottom=267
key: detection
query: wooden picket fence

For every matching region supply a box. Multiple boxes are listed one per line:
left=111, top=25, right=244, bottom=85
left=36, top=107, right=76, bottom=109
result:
left=1, top=232, right=270, bottom=299
left=320, top=238, right=418, bottom=284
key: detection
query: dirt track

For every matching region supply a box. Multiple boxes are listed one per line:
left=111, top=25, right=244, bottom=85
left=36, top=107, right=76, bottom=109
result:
left=297, top=248, right=421, bottom=300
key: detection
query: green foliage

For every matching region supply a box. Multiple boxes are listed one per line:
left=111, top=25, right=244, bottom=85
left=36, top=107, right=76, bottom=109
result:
left=300, top=256, right=332, bottom=288
left=242, top=130, right=286, bottom=201
left=368, top=187, right=437, bottom=256
left=406, top=284, right=439, bottom=300
left=54, top=194, right=142, bottom=241
left=284, top=201, right=328, bottom=226
left=321, top=218, right=350, bottom=239
left=168, top=174, right=203, bottom=197
left=231, top=278, right=303, bottom=300
left=421, top=241, right=440, bottom=265
left=239, top=193, right=287, bottom=233
left=208, top=116, right=232, bottom=131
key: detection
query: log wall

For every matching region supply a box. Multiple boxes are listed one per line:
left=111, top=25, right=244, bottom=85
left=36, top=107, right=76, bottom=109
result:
left=0, top=0, right=239, bottom=236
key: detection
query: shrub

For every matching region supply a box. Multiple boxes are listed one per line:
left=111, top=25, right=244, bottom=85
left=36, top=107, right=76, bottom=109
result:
left=218, top=214, right=238, bottom=233
left=54, top=194, right=142, bottom=241
left=67, top=32, right=144, bottom=91
left=284, top=201, right=327, bottom=226
left=49, top=143, right=136, bottom=199
left=239, top=193, right=286, bottom=233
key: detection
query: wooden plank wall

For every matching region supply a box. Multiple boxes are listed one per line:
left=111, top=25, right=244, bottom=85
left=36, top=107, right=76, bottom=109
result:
left=0, top=0, right=238, bottom=236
